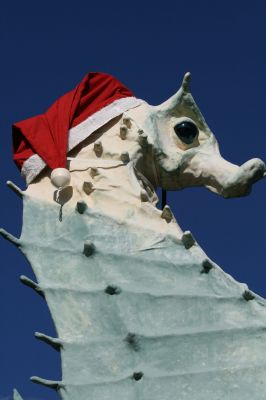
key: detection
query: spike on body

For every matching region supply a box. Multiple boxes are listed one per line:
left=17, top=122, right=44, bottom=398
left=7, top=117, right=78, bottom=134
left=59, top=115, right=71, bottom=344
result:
left=161, top=205, right=174, bottom=223
left=90, top=167, right=98, bottom=178
left=243, top=290, right=256, bottom=301
left=121, top=151, right=130, bottom=163
left=20, top=275, right=44, bottom=298
left=122, top=117, right=131, bottom=128
left=94, top=141, right=103, bottom=157
left=120, top=125, right=127, bottom=140
left=182, top=230, right=196, bottom=249
left=83, top=240, right=95, bottom=256
left=30, top=376, right=62, bottom=390
left=76, top=200, right=87, bottom=214
left=13, top=389, right=23, bottom=400
left=0, top=228, right=20, bottom=246
left=35, top=332, right=62, bottom=351
left=140, top=189, right=149, bottom=202
left=83, top=181, right=94, bottom=195
left=7, top=180, right=24, bottom=198
left=201, top=259, right=214, bottom=274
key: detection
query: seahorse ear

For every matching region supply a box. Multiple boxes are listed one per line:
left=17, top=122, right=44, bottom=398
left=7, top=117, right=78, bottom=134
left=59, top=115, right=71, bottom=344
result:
left=156, top=72, right=191, bottom=111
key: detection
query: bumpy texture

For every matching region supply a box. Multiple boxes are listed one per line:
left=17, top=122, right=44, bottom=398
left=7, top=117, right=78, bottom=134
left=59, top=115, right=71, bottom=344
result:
left=18, top=192, right=266, bottom=400
left=3, top=73, right=265, bottom=399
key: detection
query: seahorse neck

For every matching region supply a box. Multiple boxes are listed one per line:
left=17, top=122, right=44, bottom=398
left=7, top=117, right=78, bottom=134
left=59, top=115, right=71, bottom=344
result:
left=25, top=110, right=183, bottom=240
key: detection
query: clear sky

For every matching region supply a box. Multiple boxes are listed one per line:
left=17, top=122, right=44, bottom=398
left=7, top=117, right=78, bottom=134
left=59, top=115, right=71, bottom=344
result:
left=0, top=1, right=265, bottom=398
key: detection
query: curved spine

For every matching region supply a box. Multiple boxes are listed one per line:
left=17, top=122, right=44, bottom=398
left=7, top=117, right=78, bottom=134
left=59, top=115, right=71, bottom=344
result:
left=6, top=180, right=24, bottom=198
left=35, top=331, right=63, bottom=351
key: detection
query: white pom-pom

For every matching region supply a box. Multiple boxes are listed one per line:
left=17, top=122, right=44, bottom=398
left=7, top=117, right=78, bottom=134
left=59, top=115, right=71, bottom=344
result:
left=51, top=168, right=71, bottom=188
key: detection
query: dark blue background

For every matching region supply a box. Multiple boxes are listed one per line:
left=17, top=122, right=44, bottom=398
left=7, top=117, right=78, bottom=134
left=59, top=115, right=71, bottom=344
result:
left=0, top=1, right=265, bottom=398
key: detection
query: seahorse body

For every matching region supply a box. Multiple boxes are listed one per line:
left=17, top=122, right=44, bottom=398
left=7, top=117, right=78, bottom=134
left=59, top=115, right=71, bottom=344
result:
left=2, top=74, right=265, bottom=399
left=10, top=109, right=266, bottom=400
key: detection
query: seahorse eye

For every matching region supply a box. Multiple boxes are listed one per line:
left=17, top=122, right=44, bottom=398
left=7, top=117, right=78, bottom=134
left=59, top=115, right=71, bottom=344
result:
left=174, top=121, right=198, bottom=144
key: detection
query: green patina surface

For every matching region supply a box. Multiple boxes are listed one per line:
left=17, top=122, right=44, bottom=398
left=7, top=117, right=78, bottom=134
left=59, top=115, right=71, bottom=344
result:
left=12, top=194, right=266, bottom=399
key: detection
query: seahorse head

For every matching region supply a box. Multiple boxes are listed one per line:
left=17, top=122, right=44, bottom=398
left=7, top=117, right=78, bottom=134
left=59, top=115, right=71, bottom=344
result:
left=134, top=73, right=265, bottom=198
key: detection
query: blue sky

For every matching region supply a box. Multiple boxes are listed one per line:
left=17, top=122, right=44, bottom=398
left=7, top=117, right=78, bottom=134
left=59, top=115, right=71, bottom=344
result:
left=0, top=1, right=265, bottom=398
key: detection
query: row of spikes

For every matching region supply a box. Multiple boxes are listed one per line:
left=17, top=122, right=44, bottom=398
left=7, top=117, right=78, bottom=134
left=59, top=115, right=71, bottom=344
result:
left=5, top=111, right=260, bottom=392
left=1, top=180, right=257, bottom=301
left=91, top=116, right=148, bottom=158
left=4, top=173, right=167, bottom=219
left=85, top=114, right=167, bottom=207
left=92, top=140, right=131, bottom=162
left=1, top=180, right=256, bottom=394
left=0, top=181, right=179, bottom=243
left=1, top=179, right=257, bottom=296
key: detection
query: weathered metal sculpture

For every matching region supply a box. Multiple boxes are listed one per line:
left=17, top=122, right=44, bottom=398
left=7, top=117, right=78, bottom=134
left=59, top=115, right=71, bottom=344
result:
left=2, top=72, right=266, bottom=399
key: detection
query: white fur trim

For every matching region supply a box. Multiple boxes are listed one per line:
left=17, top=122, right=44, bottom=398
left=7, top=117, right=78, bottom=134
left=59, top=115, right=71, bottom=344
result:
left=68, top=97, right=143, bottom=151
left=21, top=153, right=46, bottom=185
left=21, top=97, right=143, bottom=184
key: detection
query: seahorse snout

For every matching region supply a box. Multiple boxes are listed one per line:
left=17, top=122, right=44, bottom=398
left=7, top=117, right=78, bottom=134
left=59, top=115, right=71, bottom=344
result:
left=177, top=150, right=265, bottom=198
left=221, top=158, right=265, bottom=198
left=241, top=158, right=265, bottom=182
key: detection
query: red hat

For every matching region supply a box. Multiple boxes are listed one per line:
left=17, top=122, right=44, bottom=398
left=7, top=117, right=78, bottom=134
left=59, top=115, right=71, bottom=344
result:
left=12, top=72, right=142, bottom=184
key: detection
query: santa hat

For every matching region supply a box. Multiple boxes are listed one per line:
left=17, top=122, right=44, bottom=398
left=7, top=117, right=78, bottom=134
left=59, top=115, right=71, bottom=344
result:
left=12, top=72, right=142, bottom=185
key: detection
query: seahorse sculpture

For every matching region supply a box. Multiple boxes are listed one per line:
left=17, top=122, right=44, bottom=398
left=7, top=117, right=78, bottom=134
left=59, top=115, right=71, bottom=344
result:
left=2, top=72, right=266, bottom=400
